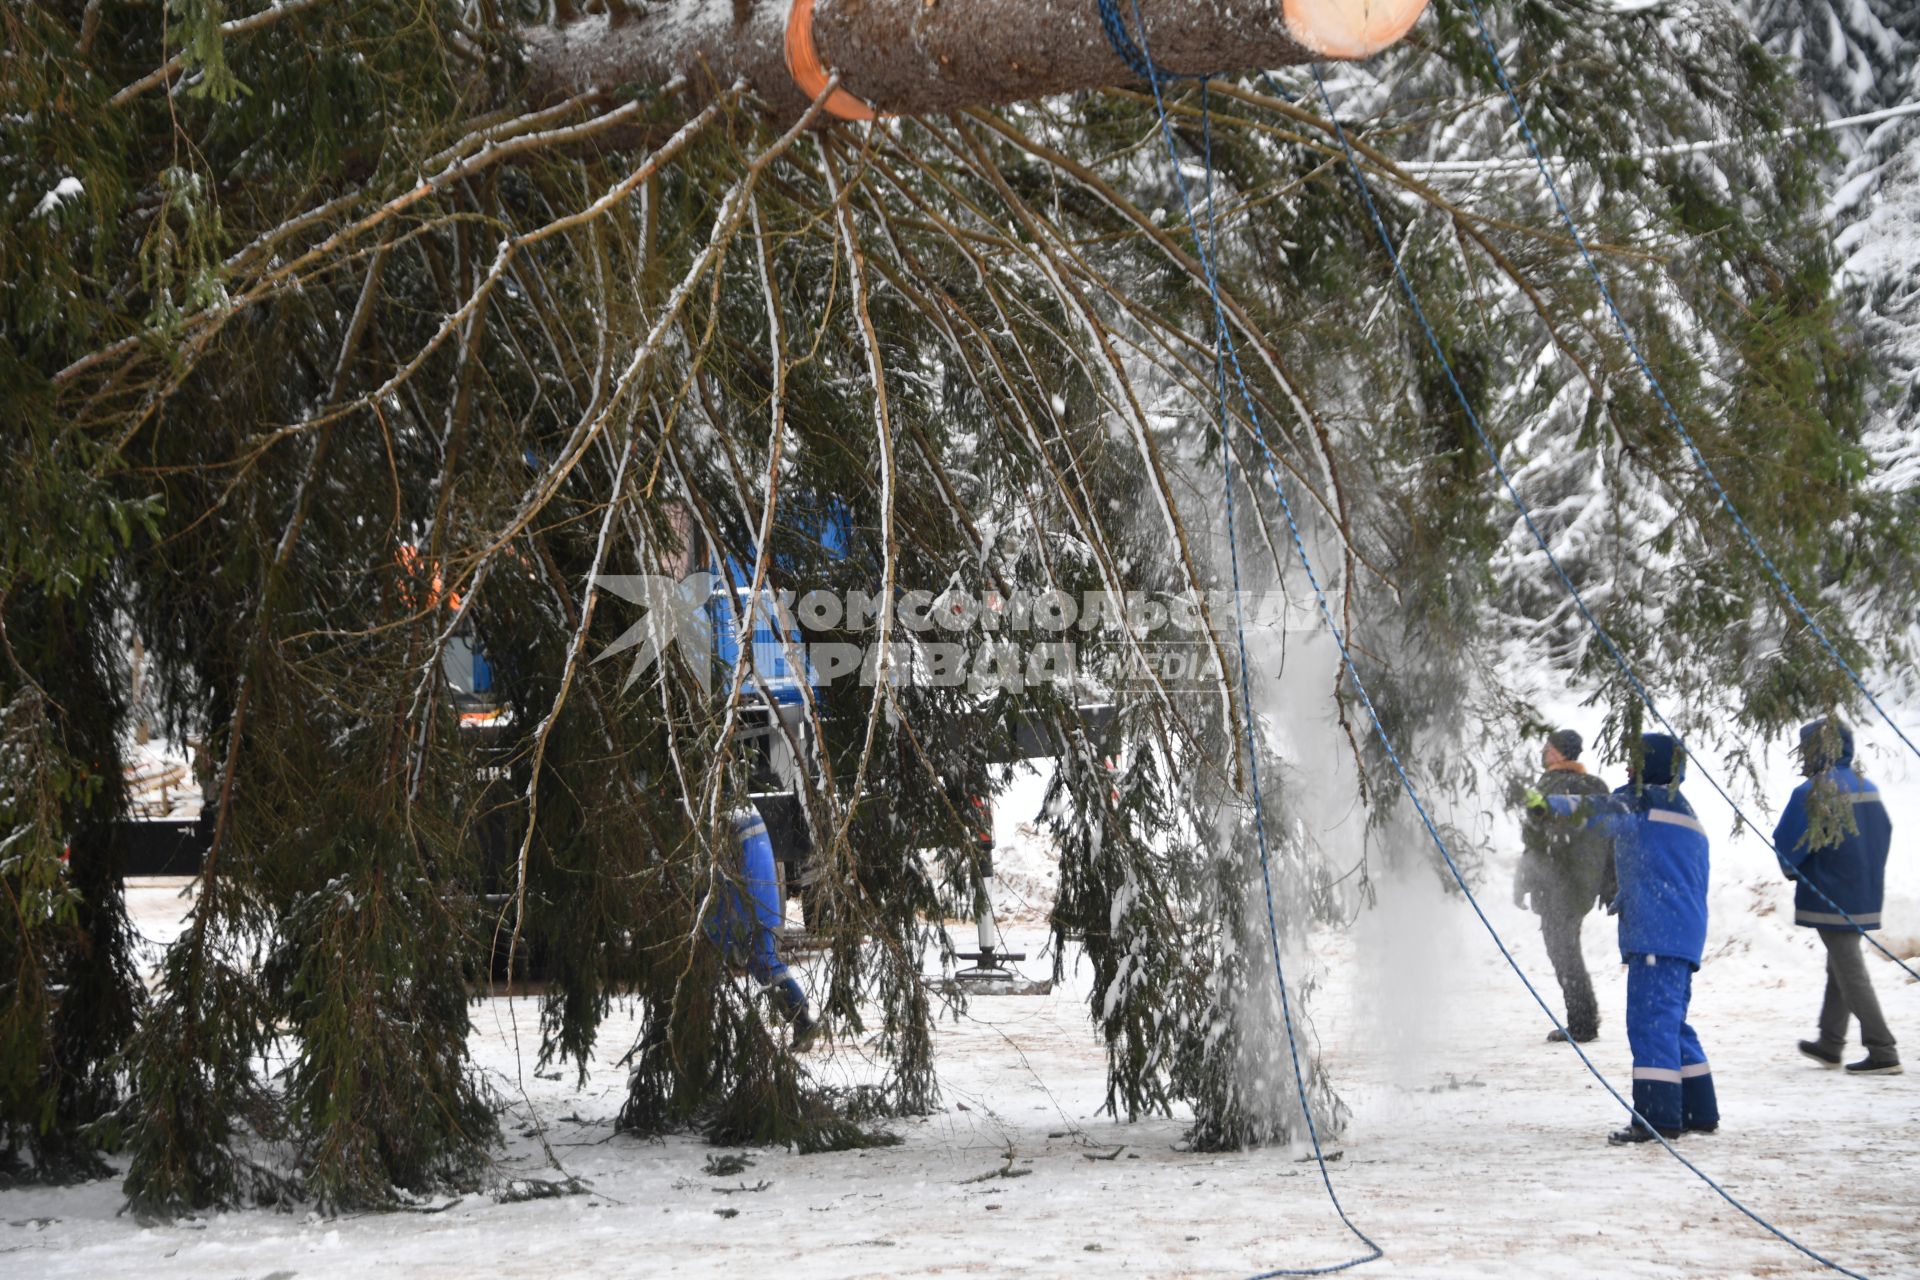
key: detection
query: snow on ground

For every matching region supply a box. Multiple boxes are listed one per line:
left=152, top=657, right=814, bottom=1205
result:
left=5, top=747, right=1919, bottom=1278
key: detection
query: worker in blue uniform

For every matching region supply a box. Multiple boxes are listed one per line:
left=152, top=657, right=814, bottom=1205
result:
left=1773, top=718, right=1899, bottom=1075
left=707, top=804, right=819, bottom=1050
left=1540, top=733, right=1716, bottom=1144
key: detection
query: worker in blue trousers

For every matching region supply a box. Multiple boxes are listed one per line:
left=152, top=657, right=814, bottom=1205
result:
left=1773, top=718, right=1900, bottom=1076
left=1537, top=733, right=1717, bottom=1144
left=707, top=804, right=820, bottom=1051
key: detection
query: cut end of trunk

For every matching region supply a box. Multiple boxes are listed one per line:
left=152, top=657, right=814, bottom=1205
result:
left=1282, top=0, right=1428, bottom=59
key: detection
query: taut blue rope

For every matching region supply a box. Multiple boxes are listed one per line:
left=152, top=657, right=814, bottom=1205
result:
left=1103, top=3, right=1381, bottom=1274
left=1104, top=4, right=1889, bottom=1275
left=1293, top=61, right=1876, bottom=1279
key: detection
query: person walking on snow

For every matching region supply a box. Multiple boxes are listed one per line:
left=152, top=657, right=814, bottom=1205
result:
left=1540, top=733, right=1717, bottom=1144
left=709, top=804, right=820, bottom=1051
left=640, top=802, right=819, bottom=1062
left=1516, top=729, right=1613, bottom=1043
left=1773, top=718, right=1900, bottom=1076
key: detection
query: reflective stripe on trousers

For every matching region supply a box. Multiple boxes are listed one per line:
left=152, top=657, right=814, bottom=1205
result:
left=1625, top=954, right=1715, bottom=1132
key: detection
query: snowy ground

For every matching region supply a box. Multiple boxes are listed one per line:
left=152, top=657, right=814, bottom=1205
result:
left=5, top=747, right=1919, bottom=1278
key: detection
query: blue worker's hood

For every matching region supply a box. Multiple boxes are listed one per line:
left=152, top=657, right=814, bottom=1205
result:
left=1798, top=717, right=1855, bottom=771
left=1639, top=733, right=1684, bottom=786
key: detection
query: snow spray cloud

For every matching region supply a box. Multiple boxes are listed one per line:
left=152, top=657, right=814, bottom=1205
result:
left=1170, top=418, right=1476, bottom=1142
left=1201, top=487, right=1478, bottom=1115
left=1136, top=426, right=1379, bottom=1144
left=1202, top=572, right=1359, bottom=1145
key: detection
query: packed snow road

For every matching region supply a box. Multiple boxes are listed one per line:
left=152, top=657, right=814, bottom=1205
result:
left=4, top=858, right=1916, bottom=1278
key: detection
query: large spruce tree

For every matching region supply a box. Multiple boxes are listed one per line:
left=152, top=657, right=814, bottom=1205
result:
left=2, top=0, right=1910, bottom=1211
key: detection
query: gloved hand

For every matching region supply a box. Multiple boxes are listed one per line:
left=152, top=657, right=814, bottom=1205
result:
left=1513, top=881, right=1529, bottom=910
left=1523, top=787, right=1548, bottom=820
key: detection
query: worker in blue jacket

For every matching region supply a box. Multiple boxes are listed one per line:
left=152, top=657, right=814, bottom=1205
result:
left=707, top=804, right=819, bottom=1050
left=1773, top=718, right=1899, bottom=1076
left=1541, top=733, right=1717, bottom=1144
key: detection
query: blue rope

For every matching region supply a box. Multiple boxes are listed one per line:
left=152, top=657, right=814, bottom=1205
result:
left=1104, top=4, right=1381, bottom=1275
left=1444, top=0, right=1920, bottom=767
left=1204, top=82, right=1386, bottom=1280
left=1108, top=6, right=1889, bottom=1275
left=1295, top=63, right=1875, bottom=1280
left=1097, top=0, right=1206, bottom=85
left=1261, top=66, right=1919, bottom=988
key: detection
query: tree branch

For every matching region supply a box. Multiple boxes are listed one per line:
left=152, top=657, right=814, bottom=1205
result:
left=111, top=0, right=336, bottom=107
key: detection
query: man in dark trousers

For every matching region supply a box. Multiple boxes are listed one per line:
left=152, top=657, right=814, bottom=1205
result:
left=1544, top=733, right=1717, bottom=1144
left=1516, top=728, right=1613, bottom=1043
left=1774, top=718, right=1900, bottom=1076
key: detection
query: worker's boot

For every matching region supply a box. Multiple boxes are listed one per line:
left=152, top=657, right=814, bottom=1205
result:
left=770, top=976, right=821, bottom=1052
left=1797, top=1039, right=1842, bottom=1068
left=1845, top=1050, right=1902, bottom=1076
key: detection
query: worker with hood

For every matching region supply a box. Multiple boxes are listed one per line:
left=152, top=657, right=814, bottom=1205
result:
left=1539, top=732, right=1716, bottom=1144
left=1773, top=717, right=1899, bottom=1076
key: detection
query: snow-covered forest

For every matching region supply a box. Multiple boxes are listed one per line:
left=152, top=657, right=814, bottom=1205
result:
left=2, top=0, right=1917, bottom=1274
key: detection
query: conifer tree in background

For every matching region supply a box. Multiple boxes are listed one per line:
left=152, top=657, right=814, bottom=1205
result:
left=1745, top=0, right=1917, bottom=118
left=1741, top=0, right=1920, bottom=702
left=3, top=0, right=1913, bottom=1211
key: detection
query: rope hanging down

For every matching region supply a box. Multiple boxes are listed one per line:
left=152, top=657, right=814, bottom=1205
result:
left=1103, top=2, right=1380, bottom=1276
left=1105, top=5, right=1883, bottom=1274
left=1254, top=69, right=1920, bottom=991
left=1444, top=0, right=1920, bottom=767
left=785, top=0, right=878, bottom=121
left=1283, top=61, right=1875, bottom=1279
left=1113, top=5, right=1890, bottom=1276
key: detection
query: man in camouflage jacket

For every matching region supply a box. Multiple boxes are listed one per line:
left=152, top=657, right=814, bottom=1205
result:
left=1516, top=728, right=1614, bottom=1043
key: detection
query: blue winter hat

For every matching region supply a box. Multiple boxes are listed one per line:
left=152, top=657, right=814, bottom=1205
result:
left=1796, top=718, right=1854, bottom=771
left=1638, top=733, right=1684, bottom=786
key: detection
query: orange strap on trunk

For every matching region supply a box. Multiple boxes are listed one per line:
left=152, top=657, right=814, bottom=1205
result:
left=785, top=0, right=878, bottom=121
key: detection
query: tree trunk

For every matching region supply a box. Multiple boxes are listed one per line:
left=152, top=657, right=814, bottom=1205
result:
left=523, top=0, right=1426, bottom=118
